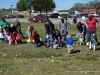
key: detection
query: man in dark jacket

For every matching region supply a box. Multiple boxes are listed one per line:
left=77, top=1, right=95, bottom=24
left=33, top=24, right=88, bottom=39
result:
left=44, top=17, right=54, bottom=35
left=15, top=18, right=25, bottom=39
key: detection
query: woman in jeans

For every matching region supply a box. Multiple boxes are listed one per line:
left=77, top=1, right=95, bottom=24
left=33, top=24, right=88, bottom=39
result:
left=77, top=22, right=87, bottom=44
left=86, top=15, right=99, bottom=44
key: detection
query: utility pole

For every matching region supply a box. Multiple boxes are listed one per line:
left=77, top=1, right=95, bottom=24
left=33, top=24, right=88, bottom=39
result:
left=29, top=0, right=33, bottom=18
left=10, top=5, right=13, bottom=14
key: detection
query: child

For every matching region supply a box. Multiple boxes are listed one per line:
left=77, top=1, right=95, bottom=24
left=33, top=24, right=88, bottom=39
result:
left=66, top=34, right=74, bottom=54
left=43, top=34, right=53, bottom=48
left=53, top=36, right=63, bottom=49
left=32, top=30, right=43, bottom=47
left=76, top=32, right=83, bottom=45
left=53, top=41, right=59, bottom=49
left=16, top=32, right=21, bottom=44
left=9, top=24, right=17, bottom=44
left=0, top=27, right=4, bottom=42
left=61, top=33, right=66, bottom=47
left=88, top=34, right=97, bottom=51
left=7, top=33, right=13, bottom=45
left=61, top=33, right=65, bottom=42
left=26, top=26, right=34, bottom=39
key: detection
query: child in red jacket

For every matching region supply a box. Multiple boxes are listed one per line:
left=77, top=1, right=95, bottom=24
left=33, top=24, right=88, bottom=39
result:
left=16, top=32, right=21, bottom=44
left=32, top=30, right=43, bottom=47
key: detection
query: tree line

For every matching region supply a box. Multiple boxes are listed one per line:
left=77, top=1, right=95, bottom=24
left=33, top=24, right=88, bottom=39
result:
left=16, top=0, right=56, bottom=15
left=70, top=0, right=100, bottom=12
left=16, top=0, right=100, bottom=14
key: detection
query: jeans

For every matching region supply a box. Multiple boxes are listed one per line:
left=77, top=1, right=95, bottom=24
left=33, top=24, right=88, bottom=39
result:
left=48, top=41, right=53, bottom=47
left=60, top=29, right=68, bottom=40
left=3, top=32, right=7, bottom=42
left=83, top=32, right=86, bottom=43
left=87, top=30, right=97, bottom=42
left=19, top=30, right=25, bottom=39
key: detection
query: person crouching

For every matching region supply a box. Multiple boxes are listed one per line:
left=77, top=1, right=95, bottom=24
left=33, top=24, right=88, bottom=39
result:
left=16, top=31, right=21, bottom=44
left=32, top=30, right=43, bottom=47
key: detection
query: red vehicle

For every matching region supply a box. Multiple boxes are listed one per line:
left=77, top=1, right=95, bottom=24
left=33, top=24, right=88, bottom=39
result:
left=29, top=15, right=46, bottom=23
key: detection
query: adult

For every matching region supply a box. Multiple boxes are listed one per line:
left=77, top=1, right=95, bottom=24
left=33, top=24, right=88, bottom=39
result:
left=26, top=26, right=34, bottom=39
left=44, top=17, right=54, bottom=35
left=15, top=18, right=25, bottom=39
left=73, top=17, right=77, bottom=25
left=0, top=18, right=9, bottom=42
left=9, top=24, right=16, bottom=40
left=59, top=17, right=68, bottom=40
left=52, top=29, right=62, bottom=47
left=86, top=15, right=99, bottom=43
left=77, top=22, right=87, bottom=44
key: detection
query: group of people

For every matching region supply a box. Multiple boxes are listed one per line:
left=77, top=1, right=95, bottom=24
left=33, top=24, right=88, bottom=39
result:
left=42, top=15, right=99, bottom=54
left=0, top=18, right=25, bottom=44
left=70, top=15, right=99, bottom=53
left=0, top=14, right=99, bottom=54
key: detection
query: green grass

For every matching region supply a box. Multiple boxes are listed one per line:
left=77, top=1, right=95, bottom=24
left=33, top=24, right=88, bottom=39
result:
left=0, top=23, right=100, bottom=75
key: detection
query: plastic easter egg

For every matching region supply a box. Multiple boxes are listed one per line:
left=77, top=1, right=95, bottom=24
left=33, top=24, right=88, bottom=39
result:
left=3, top=54, right=6, bottom=57
left=27, top=39, right=31, bottom=43
left=81, top=72, right=84, bottom=74
left=21, top=71, right=24, bottom=74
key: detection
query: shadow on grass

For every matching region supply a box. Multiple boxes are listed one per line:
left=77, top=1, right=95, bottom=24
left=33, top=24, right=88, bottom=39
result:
left=96, top=48, right=100, bottom=50
left=97, top=42, right=100, bottom=45
left=22, top=42, right=27, bottom=44
left=74, top=40, right=77, bottom=41
left=71, top=50, right=81, bottom=54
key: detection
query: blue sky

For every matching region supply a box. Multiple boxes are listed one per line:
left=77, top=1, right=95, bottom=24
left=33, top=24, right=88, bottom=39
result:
left=0, top=0, right=92, bottom=10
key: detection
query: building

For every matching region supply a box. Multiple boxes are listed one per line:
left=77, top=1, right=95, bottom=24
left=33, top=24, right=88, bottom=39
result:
left=83, top=8, right=100, bottom=14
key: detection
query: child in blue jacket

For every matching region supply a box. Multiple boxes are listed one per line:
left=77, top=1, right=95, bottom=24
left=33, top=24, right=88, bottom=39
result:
left=66, top=34, right=74, bottom=54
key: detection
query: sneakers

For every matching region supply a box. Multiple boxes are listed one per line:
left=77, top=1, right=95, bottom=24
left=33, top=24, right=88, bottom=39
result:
left=93, top=46, right=96, bottom=51
left=49, top=46, right=52, bottom=49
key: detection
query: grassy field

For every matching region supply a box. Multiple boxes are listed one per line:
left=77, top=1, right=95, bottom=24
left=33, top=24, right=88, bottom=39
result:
left=0, top=22, right=100, bottom=75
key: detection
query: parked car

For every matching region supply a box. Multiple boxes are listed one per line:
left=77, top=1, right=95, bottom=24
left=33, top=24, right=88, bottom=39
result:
left=16, top=15, right=24, bottom=18
left=46, top=14, right=50, bottom=17
left=76, top=14, right=88, bottom=18
left=28, top=14, right=46, bottom=23
left=58, top=14, right=72, bottom=18
left=89, top=12, right=99, bottom=17
left=49, top=13, right=60, bottom=18
left=37, top=14, right=45, bottom=16
left=4, top=14, right=16, bottom=19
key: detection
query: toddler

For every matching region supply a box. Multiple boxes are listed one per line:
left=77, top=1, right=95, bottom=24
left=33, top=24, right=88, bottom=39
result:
left=66, top=34, right=74, bottom=54
left=7, top=33, right=13, bottom=45
left=76, top=32, right=83, bottom=45
left=88, top=34, right=97, bottom=51
left=16, top=32, right=21, bottom=44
